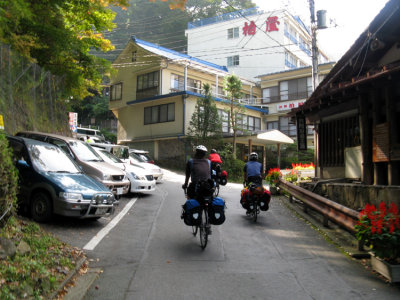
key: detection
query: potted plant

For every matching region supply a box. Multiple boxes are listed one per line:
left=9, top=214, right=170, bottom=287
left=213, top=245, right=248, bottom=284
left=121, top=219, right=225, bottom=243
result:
left=354, top=202, right=400, bottom=282
left=265, top=168, right=281, bottom=195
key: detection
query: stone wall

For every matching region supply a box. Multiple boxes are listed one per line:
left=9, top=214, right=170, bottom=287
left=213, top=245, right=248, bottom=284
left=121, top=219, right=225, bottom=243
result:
left=321, top=183, right=400, bottom=210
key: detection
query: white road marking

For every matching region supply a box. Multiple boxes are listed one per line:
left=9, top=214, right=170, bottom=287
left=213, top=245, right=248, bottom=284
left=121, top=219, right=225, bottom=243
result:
left=83, top=197, right=137, bottom=251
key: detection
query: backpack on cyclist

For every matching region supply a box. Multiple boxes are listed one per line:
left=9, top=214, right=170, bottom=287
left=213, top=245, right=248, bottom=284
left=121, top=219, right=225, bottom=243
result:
left=208, top=197, right=226, bottom=225
left=181, top=199, right=201, bottom=226
left=195, top=179, right=215, bottom=198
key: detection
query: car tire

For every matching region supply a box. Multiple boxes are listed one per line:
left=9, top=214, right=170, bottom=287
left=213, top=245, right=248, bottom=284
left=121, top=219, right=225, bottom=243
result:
left=30, top=191, right=53, bottom=222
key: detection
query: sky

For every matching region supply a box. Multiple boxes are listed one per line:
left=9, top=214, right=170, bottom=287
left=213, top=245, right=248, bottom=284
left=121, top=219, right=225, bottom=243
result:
left=252, top=0, right=390, bottom=61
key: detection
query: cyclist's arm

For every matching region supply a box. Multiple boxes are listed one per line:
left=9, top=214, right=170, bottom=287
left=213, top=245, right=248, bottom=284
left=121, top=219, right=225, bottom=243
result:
left=184, top=160, right=191, bottom=186
left=243, top=164, right=248, bottom=183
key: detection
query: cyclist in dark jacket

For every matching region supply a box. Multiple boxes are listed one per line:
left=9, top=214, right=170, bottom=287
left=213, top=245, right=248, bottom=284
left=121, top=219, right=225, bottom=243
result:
left=182, top=145, right=211, bottom=198
left=244, top=152, right=263, bottom=186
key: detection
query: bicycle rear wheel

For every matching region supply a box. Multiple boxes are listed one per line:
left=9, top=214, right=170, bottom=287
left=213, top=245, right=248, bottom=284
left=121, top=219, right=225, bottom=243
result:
left=252, top=200, right=258, bottom=223
left=199, top=208, right=208, bottom=249
left=213, top=184, right=220, bottom=197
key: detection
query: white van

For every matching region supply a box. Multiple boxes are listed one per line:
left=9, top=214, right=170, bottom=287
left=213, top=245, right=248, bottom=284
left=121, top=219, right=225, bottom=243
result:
left=76, top=127, right=105, bottom=142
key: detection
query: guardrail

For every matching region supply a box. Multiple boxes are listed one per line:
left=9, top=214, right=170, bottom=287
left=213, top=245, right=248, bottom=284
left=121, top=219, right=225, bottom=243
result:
left=278, top=179, right=360, bottom=234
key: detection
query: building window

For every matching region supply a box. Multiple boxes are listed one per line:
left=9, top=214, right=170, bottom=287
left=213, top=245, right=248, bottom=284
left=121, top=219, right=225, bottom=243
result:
left=267, top=121, right=278, bottom=130
left=110, top=83, right=122, bottom=101
left=279, top=77, right=312, bottom=101
left=262, top=86, right=279, bottom=103
left=319, top=115, right=360, bottom=167
left=227, top=55, right=239, bottom=67
left=237, top=114, right=261, bottom=132
left=218, top=109, right=230, bottom=133
left=212, top=85, right=224, bottom=98
left=285, top=51, right=298, bottom=69
left=137, top=71, right=159, bottom=99
left=132, top=51, right=137, bottom=62
left=170, top=74, right=201, bottom=93
left=227, top=27, right=239, bottom=39
left=144, top=103, right=175, bottom=125
left=299, top=36, right=311, bottom=56
left=279, top=116, right=297, bottom=136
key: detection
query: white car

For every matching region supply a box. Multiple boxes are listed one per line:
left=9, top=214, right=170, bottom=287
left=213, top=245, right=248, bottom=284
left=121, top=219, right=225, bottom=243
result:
left=125, top=152, right=163, bottom=183
left=92, top=147, right=156, bottom=193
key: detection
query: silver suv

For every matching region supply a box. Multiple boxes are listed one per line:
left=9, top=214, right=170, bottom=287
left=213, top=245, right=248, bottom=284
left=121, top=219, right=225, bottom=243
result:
left=16, top=131, right=130, bottom=201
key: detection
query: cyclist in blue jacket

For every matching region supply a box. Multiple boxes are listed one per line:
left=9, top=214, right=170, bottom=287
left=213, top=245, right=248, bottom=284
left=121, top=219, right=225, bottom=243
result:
left=243, top=152, right=263, bottom=186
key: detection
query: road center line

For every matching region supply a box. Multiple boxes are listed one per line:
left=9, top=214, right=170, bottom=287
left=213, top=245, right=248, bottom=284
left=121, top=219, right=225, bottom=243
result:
left=83, top=197, right=137, bottom=251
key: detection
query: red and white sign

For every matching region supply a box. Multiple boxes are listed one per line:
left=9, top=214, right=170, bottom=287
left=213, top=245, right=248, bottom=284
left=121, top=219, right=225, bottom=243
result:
left=276, top=101, right=304, bottom=111
left=69, top=112, right=78, bottom=132
left=243, top=16, right=280, bottom=36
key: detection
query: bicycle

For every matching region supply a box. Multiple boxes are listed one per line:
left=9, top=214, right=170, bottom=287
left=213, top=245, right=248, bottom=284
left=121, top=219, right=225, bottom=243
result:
left=183, top=182, right=214, bottom=249
left=244, top=183, right=263, bottom=223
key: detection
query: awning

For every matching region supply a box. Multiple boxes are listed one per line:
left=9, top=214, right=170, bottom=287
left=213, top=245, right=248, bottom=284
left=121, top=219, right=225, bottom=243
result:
left=256, top=129, right=294, bottom=145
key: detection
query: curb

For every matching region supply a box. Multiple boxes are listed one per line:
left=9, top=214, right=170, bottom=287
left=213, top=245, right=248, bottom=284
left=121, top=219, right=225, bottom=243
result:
left=49, top=256, right=87, bottom=299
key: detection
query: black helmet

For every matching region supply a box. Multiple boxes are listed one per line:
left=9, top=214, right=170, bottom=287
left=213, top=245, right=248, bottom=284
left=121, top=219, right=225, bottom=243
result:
left=249, top=152, right=258, bottom=161
left=210, top=149, right=217, bottom=154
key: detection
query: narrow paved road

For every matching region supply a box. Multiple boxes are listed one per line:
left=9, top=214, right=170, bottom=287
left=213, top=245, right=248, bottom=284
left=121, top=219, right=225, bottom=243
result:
left=79, top=170, right=400, bottom=299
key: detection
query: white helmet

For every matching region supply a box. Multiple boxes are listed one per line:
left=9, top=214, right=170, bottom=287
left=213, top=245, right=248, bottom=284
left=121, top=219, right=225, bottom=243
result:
left=196, top=145, right=207, bottom=152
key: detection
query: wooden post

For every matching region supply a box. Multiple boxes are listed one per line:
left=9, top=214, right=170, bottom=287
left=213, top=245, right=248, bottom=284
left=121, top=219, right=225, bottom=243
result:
left=277, top=143, right=281, bottom=168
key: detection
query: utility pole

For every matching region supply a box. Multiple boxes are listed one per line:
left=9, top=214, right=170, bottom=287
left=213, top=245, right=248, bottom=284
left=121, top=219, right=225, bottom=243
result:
left=309, top=0, right=319, bottom=91
left=308, top=0, right=327, bottom=91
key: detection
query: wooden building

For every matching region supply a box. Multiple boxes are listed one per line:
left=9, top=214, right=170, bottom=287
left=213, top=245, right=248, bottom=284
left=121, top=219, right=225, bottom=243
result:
left=291, top=0, right=400, bottom=188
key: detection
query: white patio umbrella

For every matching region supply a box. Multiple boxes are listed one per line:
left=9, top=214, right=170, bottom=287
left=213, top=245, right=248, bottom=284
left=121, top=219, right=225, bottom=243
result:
left=257, top=129, right=294, bottom=168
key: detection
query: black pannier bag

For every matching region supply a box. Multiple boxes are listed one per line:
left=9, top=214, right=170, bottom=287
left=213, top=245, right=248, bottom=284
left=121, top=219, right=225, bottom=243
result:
left=208, top=197, right=226, bottom=225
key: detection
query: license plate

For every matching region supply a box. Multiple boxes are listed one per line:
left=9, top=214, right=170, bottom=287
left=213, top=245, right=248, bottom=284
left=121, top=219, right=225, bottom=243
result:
left=95, top=208, right=108, bottom=215
left=117, top=187, right=123, bottom=195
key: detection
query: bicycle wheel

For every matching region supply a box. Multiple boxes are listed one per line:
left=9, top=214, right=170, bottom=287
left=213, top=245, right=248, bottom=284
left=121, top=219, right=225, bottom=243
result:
left=213, top=184, right=220, bottom=197
left=252, top=199, right=258, bottom=223
left=192, top=225, right=198, bottom=236
left=199, top=208, right=208, bottom=249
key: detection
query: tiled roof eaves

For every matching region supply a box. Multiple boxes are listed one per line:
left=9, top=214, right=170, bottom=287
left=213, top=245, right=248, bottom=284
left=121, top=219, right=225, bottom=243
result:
left=132, top=36, right=228, bottom=72
left=127, top=90, right=269, bottom=114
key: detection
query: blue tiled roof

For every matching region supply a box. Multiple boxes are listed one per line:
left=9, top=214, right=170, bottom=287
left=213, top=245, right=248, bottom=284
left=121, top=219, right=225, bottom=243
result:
left=132, top=36, right=228, bottom=72
left=127, top=90, right=269, bottom=114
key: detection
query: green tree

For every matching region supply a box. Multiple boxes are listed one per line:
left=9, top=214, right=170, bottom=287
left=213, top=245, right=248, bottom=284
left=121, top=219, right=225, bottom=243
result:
left=0, top=0, right=128, bottom=98
left=187, top=83, right=223, bottom=149
left=223, top=74, right=243, bottom=159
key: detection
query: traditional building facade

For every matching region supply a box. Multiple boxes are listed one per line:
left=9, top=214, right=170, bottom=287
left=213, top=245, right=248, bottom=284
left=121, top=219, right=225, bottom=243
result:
left=109, top=37, right=269, bottom=165
left=291, top=0, right=400, bottom=205
left=185, top=8, right=330, bottom=80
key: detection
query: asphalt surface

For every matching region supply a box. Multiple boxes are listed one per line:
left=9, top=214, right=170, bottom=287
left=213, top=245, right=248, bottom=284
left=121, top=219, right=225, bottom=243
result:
left=57, top=170, right=400, bottom=300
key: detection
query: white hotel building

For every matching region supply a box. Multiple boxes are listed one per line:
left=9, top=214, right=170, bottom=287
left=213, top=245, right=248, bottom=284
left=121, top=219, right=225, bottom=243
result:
left=185, top=7, right=332, bottom=146
left=185, top=7, right=330, bottom=81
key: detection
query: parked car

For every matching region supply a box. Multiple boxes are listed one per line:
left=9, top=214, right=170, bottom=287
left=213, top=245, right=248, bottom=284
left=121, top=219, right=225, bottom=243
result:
left=6, top=136, right=115, bottom=222
left=16, top=131, right=130, bottom=201
left=76, top=127, right=106, bottom=142
left=129, top=149, right=154, bottom=164
left=92, top=146, right=156, bottom=193
left=126, top=151, right=163, bottom=182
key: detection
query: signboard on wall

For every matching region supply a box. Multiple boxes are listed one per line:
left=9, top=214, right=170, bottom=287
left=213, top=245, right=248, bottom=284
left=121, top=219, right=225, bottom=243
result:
left=296, top=115, right=307, bottom=150
left=69, top=112, right=78, bottom=133
left=372, top=122, right=390, bottom=162
left=277, top=101, right=304, bottom=112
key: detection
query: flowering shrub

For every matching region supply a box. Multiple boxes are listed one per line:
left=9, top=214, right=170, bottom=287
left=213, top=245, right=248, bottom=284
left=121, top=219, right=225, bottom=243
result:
left=354, top=202, right=400, bottom=263
left=283, top=169, right=298, bottom=183
left=292, top=162, right=315, bottom=170
left=265, top=168, right=282, bottom=186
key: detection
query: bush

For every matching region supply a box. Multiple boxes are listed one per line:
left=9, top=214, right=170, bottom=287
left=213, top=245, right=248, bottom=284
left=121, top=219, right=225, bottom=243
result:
left=0, top=131, right=18, bottom=220
left=220, top=153, right=245, bottom=182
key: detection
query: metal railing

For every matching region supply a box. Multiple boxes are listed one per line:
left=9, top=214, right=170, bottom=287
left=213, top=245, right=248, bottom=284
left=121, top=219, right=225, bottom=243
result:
left=278, top=179, right=359, bottom=234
